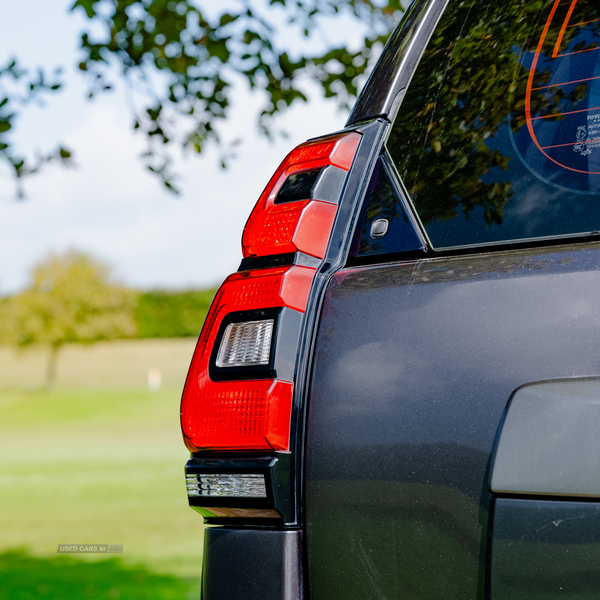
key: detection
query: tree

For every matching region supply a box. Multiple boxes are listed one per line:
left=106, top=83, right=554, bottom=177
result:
left=2, top=0, right=404, bottom=195
left=0, top=60, right=73, bottom=198
left=135, top=288, right=216, bottom=338
left=0, top=250, right=136, bottom=390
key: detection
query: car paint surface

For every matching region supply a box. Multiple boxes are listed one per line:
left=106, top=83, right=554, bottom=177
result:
left=305, top=243, right=600, bottom=599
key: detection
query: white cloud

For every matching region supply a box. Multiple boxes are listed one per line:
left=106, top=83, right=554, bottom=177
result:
left=0, top=1, right=356, bottom=294
left=0, top=80, right=347, bottom=294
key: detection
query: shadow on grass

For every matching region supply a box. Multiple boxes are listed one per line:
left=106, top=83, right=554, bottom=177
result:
left=0, top=549, right=199, bottom=600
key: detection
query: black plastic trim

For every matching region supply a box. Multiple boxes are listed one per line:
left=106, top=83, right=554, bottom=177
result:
left=238, top=252, right=321, bottom=272
left=347, top=0, right=449, bottom=126
left=311, top=165, right=348, bottom=205
left=201, top=528, right=303, bottom=600
left=491, top=491, right=600, bottom=503
left=238, top=253, right=295, bottom=271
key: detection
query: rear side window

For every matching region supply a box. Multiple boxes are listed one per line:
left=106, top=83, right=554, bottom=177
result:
left=387, top=0, right=600, bottom=249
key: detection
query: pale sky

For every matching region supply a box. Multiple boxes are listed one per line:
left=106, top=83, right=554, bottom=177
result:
left=0, top=1, right=381, bottom=294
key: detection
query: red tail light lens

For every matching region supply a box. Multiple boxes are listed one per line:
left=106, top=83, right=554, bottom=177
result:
left=182, top=131, right=361, bottom=454
left=182, top=377, right=294, bottom=452
left=181, top=266, right=316, bottom=452
left=242, top=132, right=361, bottom=259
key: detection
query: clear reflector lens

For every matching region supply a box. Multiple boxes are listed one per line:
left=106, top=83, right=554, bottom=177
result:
left=186, top=474, right=267, bottom=498
left=216, top=319, right=274, bottom=367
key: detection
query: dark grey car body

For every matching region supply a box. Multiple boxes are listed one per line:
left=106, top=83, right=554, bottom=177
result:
left=199, top=0, right=600, bottom=597
left=306, top=244, right=600, bottom=599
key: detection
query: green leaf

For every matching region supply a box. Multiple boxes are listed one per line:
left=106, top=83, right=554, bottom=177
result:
left=70, top=0, right=98, bottom=19
left=5, top=0, right=403, bottom=193
left=219, top=13, right=239, bottom=27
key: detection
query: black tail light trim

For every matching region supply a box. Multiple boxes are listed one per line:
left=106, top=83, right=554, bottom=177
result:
left=186, top=454, right=293, bottom=524
left=238, top=252, right=321, bottom=273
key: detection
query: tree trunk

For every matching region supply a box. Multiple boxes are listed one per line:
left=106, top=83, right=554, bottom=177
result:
left=45, top=345, right=60, bottom=391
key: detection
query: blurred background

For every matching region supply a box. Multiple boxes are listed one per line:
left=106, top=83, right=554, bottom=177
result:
left=0, top=1, right=402, bottom=598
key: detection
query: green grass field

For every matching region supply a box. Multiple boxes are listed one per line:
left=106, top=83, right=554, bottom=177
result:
left=0, top=339, right=205, bottom=599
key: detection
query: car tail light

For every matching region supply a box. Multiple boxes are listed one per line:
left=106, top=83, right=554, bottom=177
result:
left=181, top=266, right=315, bottom=452
left=242, top=132, right=361, bottom=259
left=181, top=131, right=361, bottom=454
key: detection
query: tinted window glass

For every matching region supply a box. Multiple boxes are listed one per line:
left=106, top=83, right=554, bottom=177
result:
left=388, top=0, right=600, bottom=249
left=354, top=158, right=424, bottom=257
